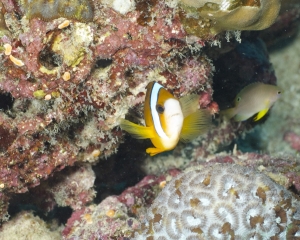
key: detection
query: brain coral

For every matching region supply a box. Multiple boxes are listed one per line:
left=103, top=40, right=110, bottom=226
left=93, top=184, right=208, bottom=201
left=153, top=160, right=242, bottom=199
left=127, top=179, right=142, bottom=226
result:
left=134, top=164, right=300, bottom=239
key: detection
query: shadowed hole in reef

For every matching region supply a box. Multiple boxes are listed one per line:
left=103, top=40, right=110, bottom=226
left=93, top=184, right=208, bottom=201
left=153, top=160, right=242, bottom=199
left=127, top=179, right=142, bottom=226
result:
left=8, top=201, right=72, bottom=225
left=38, top=47, right=63, bottom=70
left=94, top=58, right=113, bottom=68
left=93, top=135, right=147, bottom=203
left=0, top=92, right=14, bottom=111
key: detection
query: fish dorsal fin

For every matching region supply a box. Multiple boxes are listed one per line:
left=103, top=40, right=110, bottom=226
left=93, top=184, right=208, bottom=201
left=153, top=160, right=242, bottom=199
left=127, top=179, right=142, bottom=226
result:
left=180, top=109, right=211, bottom=143
left=179, top=94, right=199, bottom=118
left=119, top=119, right=155, bottom=139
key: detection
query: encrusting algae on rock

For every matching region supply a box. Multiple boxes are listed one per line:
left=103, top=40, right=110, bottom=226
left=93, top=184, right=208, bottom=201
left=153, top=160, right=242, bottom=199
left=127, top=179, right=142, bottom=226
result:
left=19, top=0, right=94, bottom=22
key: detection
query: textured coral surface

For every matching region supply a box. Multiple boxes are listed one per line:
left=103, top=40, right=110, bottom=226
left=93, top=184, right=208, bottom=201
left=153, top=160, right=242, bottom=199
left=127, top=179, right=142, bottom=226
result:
left=0, top=211, right=61, bottom=240
left=134, top=164, right=300, bottom=239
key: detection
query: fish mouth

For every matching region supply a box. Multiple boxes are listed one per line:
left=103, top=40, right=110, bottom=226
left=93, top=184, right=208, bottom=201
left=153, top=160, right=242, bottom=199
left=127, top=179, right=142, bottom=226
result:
left=169, top=113, right=181, bottom=118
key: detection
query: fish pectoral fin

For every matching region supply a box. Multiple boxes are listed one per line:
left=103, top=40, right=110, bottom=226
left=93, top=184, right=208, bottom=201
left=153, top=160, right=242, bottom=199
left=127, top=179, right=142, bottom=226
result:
left=253, top=108, right=269, bottom=121
left=119, top=119, right=155, bottom=139
left=180, top=109, right=211, bottom=142
left=179, top=94, right=199, bottom=118
left=146, top=147, right=165, bottom=156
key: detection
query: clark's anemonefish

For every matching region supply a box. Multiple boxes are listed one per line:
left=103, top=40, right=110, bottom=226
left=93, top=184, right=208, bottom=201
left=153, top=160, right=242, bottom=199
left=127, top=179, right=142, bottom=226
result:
left=119, top=81, right=211, bottom=156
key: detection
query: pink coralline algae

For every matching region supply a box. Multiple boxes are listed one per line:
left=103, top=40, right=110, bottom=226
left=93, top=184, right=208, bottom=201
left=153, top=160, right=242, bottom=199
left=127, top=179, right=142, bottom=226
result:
left=284, top=131, right=300, bottom=152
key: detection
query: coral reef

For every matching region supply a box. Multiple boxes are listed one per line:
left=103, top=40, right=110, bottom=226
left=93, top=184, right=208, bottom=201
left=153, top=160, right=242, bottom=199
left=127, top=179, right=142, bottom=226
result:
left=63, top=196, right=140, bottom=240
left=19, top=0, right=94, bottom=21
left=0, top=0, right=222, bottom=221
left=134, top=163, right=300, bottom=239
left=179, top=0, right=281, bottom=36
left=0, top=2, right=9, bottom=37
left=62, top=153, right=300, bottom=239
left=0, top=0, right=299, bottom=238
left=284, top=132, right=300, bottom=152
left=0, top=211, right=61, bottom=240
left=63, top=168, right=181, bottom=239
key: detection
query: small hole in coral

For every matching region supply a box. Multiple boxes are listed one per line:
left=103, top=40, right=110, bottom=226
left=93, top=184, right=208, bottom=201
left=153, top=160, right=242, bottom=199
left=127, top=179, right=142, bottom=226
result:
left=0, top=92, right=14, bottom=111
left=38, top=48, right=63, bottom=70
left=43, top=141, right=51, bottom=151
left=95, top=58, right=113, bottom=68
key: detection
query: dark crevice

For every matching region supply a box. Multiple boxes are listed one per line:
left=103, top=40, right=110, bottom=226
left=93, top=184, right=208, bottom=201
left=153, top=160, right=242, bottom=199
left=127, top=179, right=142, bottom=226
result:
left=38, top=48, right=63, bottom=70
left=0, top=92, right=14, bottom=111
left=94, top=58, right=113, bottom=68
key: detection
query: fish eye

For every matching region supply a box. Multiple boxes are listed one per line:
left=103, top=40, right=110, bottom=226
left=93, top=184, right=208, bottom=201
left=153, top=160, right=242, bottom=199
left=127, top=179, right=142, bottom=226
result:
left=156, top=104, right=165, bottom=114
left=277, top=91, right=281, bottom=94
left=237, top=97, right=241, bottom=102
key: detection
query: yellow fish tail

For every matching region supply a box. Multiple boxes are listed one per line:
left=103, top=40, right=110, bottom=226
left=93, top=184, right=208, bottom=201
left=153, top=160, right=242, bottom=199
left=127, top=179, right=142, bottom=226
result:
left=119, top=119, right=155, bottom=139
left=146, top=147, right=165, bottom=156
left=180, top=109, right=211, bottom=142
left=253, top=108, right=269, bottom=121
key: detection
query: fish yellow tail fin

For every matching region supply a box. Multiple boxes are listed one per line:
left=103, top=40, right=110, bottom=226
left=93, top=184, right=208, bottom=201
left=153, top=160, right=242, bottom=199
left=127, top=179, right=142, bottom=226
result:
left=180, top=109, right=211, bottom=142
left=253, top=108, right=269, bottom=121
left=220, top=108, right=236, bottom=120
left=119, top=119, right=155, bottom=139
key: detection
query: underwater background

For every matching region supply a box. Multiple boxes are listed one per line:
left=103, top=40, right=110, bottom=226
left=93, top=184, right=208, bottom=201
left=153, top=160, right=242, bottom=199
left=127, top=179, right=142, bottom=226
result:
left=0, top=0, right=300, bottom=239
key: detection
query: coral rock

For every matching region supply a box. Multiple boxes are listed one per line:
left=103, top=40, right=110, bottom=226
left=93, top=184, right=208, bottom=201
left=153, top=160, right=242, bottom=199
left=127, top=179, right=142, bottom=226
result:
left=134, top=164, right=300, bottom=239
left=179, top=0, right=281, bottom=36
left=0, top=211, right=61, bottom=240
left=19, top=0, right=94, bottom=22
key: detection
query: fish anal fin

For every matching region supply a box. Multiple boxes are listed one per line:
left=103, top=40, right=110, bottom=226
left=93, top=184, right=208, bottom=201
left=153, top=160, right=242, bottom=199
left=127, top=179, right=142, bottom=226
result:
left=253, top=108, right=269, bottom=121
left=146, top=147, right=165, bottom=156
left=179, top=94, right=199, bottom=118
left=180, top=109, right=211, bottom=142
left=119, top=119, right=155, bottom=139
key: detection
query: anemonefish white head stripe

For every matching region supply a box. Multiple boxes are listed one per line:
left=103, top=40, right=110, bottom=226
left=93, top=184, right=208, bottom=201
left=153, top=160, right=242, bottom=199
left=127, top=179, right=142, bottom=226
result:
left=150, top=83, right=170, bottom=139
left=119, top=81, right=211, bottom=156
left=149, top=82, right=184, bottom=142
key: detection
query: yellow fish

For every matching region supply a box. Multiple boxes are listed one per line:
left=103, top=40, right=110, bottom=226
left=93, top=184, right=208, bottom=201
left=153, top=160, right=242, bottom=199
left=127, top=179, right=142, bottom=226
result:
left=221, top=82, right=282, bottom=121
left=119, top=81, right=211, bottom=156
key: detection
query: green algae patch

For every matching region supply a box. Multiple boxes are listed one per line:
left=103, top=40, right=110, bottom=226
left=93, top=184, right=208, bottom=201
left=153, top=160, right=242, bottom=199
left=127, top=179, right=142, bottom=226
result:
left=33, top=90, right=46, bottom=99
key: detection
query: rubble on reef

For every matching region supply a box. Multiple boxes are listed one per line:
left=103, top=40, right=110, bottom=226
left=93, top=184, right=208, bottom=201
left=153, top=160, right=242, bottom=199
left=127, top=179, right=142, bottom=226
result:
left=0, top=0, right=299, bottom=239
